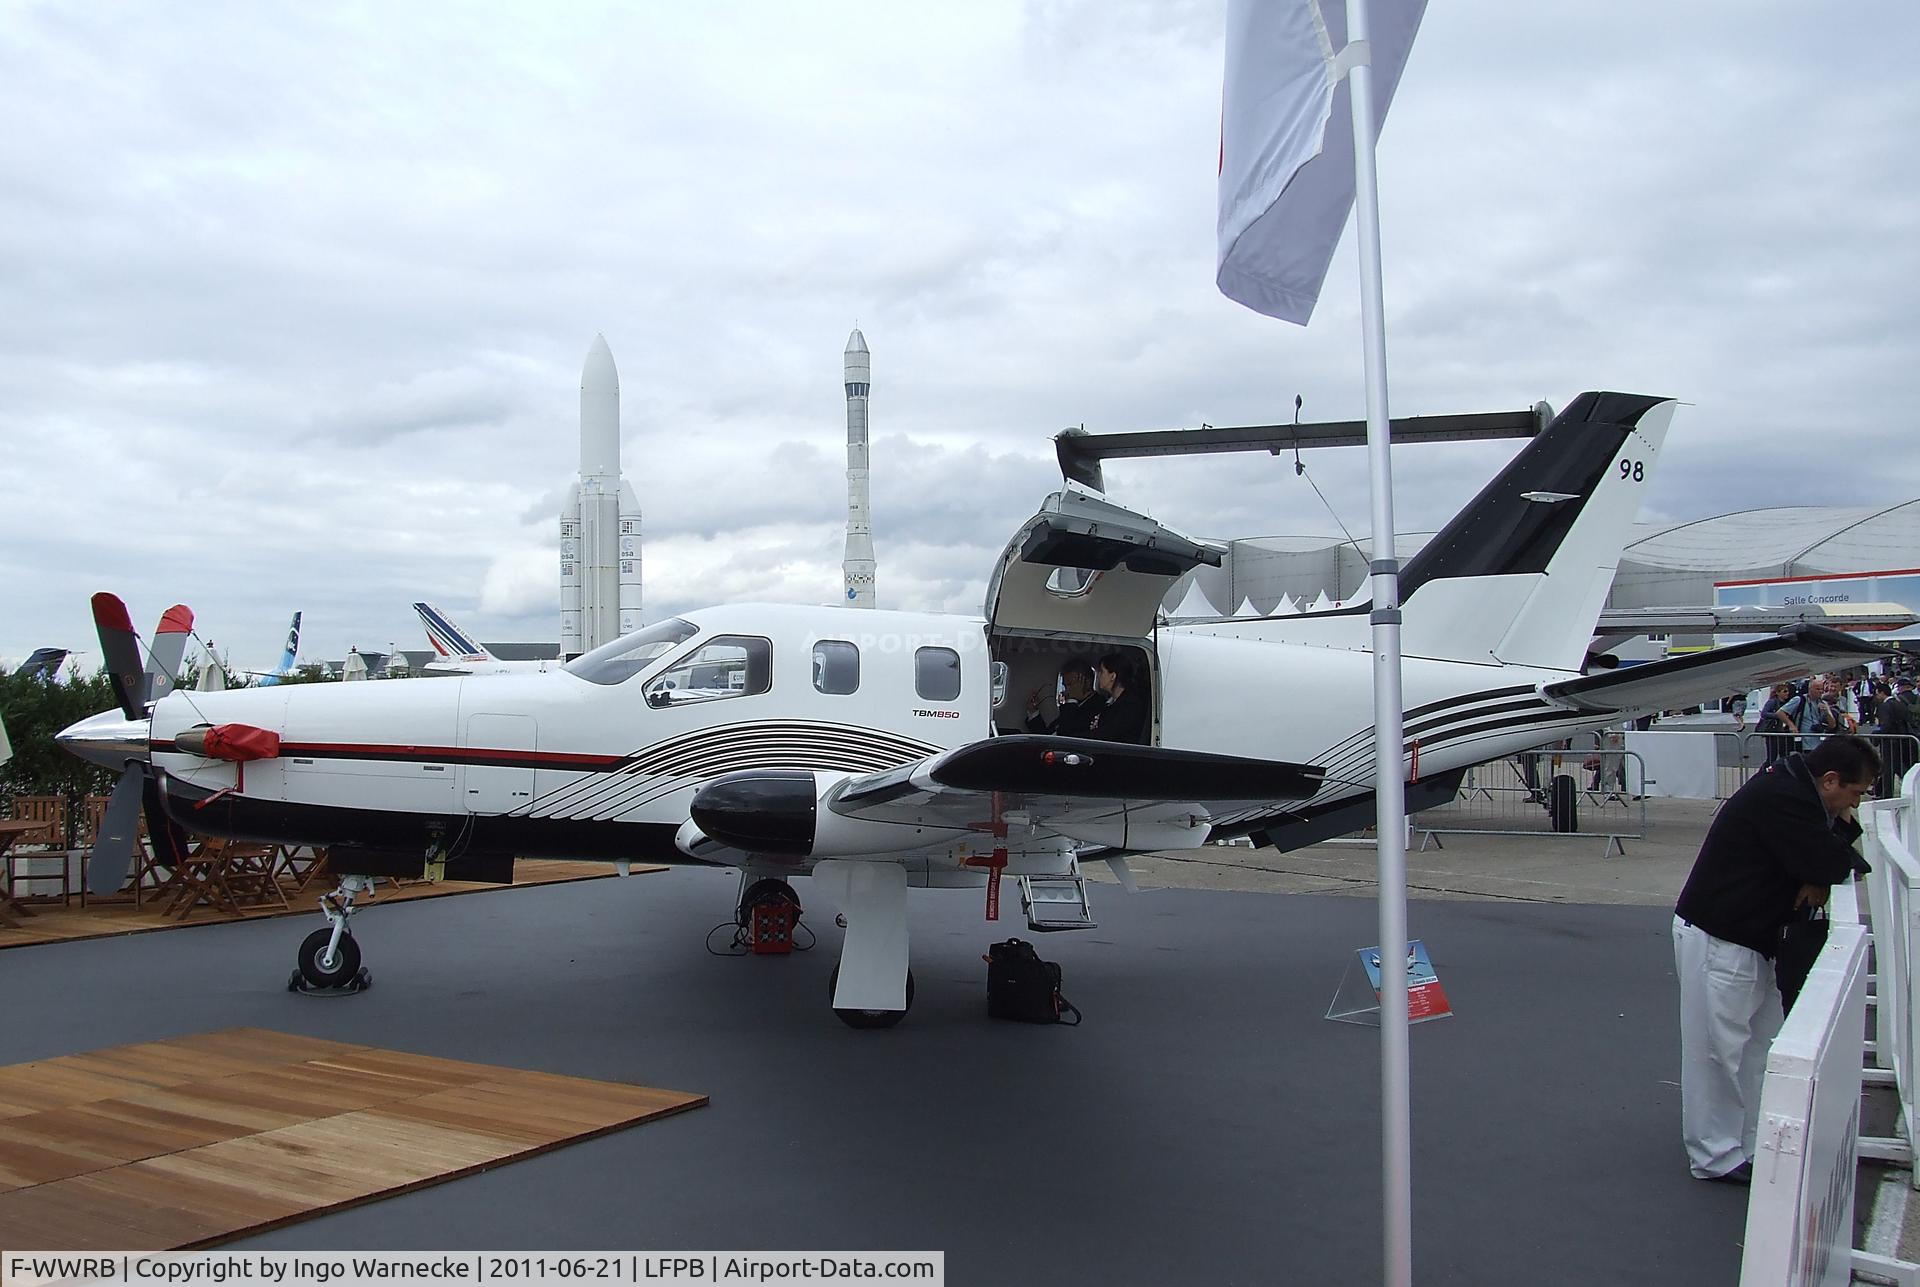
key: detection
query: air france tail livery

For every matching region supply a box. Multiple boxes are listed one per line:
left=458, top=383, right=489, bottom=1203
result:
left=59, top=393, right=1888, bottom=1025
left=415, top=603, right=558, bottom=676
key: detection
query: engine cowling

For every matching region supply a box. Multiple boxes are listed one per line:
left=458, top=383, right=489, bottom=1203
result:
left=688, top=769, right=817, bottom=855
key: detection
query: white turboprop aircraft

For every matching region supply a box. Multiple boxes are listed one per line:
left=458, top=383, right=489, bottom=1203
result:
left=415, top=602, right=560, bottom=676
left=59, top=393, right=1888, bottom=1025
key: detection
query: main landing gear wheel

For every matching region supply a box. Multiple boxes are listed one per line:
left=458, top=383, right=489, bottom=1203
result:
left=297, top=927, right=362, bottom=990
left=828, top=964, right=914, bottom=1030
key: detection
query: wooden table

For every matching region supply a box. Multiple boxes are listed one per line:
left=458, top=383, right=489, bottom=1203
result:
left=0, top=818, right=56, bottom=926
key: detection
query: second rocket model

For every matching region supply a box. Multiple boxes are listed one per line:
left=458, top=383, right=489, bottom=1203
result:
left=560, top=334, right=642, bottom=657
left=842, top=328, right=876, bottom=608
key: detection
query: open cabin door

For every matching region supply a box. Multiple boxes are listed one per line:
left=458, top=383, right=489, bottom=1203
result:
left=984, top=489, right=1224, bottom=641
left=984, top=491, right=1222, bottom=742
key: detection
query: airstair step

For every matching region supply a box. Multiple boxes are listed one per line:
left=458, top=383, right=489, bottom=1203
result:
left=1019, top=874, right=1097, bottom=932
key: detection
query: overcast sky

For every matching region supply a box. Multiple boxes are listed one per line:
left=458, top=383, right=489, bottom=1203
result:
left=4, top=0, right=1916, bottom=674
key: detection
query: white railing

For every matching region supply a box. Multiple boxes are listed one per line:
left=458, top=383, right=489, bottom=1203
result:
left=1861, top=766, right=1920, bottom=1184
left=1739, top=922, right=1873, bottom=1286
left=1740, top=765, right=1920, bottom=1285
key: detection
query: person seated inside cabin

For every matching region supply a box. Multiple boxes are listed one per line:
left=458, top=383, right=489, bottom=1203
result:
left=1085, top=652, right=1150, bottom=744
left=1025, top=659, right=1107, bottom=738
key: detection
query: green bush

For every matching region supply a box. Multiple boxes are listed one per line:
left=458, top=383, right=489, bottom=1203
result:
left=0, top=669, right=119, bottom=831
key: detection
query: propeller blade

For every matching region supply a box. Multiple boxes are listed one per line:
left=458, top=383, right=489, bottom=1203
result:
left=142, top=768, right=194, bottom=871
left=146, top=605, right=194, bottom=704
left=86, top=769, right=147, bottom=896
left=91, top=592, right=147, bottom=720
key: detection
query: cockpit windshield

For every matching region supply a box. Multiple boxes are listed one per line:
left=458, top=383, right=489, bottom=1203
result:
left=563, top=618, right=700, bottom=686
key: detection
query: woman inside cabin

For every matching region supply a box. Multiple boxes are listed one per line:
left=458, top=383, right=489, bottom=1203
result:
left=1086, top=653, right=1151, bottom=744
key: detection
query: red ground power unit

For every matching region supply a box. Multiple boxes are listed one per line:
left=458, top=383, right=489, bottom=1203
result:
left=750, top=901, right=796, bottom=954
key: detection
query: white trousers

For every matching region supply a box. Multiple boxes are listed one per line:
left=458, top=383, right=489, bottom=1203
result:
left=1673, top=915, right=1783, bottom=1177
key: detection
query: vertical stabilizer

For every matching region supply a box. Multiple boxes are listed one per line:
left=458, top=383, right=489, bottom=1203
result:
left=258, top=611, right=302, bottom=686
left=1394, top=393, right=1675, bottom=670
left=414, top=603, right=495, bottom=662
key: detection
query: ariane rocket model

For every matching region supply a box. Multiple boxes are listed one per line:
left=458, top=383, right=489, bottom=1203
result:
left=560, top=334, right=642, bottom=657
left=842, top=328, right=876, bottom=608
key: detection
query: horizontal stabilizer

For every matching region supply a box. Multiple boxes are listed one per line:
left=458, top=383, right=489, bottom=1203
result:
left=1542, top=625, right=1890, bottom=716
left=1593, top=602, right=1917, bottom=643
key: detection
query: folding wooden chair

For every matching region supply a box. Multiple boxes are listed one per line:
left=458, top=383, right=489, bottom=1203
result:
left=273, top=844, right=330, bottom=897
left=3, top=795, right=71, bottom=906
left=165, top=836, right=250, bottom=921
left=225, top=846, right=289, bottom=912
left=128, top=816, right=180, bottom=907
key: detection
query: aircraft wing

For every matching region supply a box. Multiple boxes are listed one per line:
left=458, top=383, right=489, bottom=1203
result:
left=1542, top=624, right=1891, bottom=716
left=827, top=735, right=1325, bottom=850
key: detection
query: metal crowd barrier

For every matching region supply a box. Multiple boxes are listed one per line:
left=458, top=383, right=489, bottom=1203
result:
left=1693, top=730, right=1920, bottom=801
left=1414, top=749, right=1649, bottom=857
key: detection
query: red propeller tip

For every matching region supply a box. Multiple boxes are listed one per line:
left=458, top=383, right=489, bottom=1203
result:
left=90, top=592, right=134, bottom=633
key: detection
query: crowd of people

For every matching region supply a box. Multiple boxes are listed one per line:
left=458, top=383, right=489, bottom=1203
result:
left=1744, top=662, right=1919, bottom=794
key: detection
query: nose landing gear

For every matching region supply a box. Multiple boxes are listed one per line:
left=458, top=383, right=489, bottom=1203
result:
left=288, top=874, right=374, bottom=994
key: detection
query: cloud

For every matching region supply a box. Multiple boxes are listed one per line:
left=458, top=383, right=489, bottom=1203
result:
left=3, top=1, right=1916, bottom=669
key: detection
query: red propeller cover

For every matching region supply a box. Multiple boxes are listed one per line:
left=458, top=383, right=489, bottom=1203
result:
left=201, top=723, right=282, bottom=762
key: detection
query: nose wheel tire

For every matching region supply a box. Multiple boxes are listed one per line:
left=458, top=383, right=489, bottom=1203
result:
left=828, top=965, right=914, bottom=1029
left=738, top=877, right=801, bottom=925
left=298, top=928, right=362, bottom=990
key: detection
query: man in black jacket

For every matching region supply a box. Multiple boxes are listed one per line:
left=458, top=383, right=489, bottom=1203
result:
left=1877, top=677, right=1919, bottom=797
left=1024, top=660, right=1107, bottom=738
left=1672, top=735, right=1878, bottom=1184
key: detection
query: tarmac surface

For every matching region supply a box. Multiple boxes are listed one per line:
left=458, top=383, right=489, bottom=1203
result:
left=2, top=796, right=1911, bottom=1282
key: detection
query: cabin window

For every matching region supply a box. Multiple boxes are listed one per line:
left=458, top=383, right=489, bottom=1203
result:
left=644, top=636, right=771, bottom=707
left=1045, top=567, right=1096, bottom=597
left=813, top=640, right=860, bottom=695
left=915, top=647, right=962, bottom=702
left=564, top=618, right=698, bottom=686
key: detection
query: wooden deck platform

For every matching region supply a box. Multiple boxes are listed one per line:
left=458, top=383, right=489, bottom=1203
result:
left=0, top=1028, right=705, bottom=1249
left=0, top=861, right=666, bottom=952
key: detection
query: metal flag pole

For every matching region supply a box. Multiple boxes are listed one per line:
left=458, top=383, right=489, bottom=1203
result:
left=1341, top=0, right=1413, bottom=1283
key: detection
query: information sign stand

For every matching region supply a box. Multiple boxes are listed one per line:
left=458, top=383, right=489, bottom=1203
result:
left=1327, top=939, right=1452, bottom=1026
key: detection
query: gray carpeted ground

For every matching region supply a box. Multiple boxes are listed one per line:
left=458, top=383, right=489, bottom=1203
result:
left=0, top=867, right=1746, bottom=1284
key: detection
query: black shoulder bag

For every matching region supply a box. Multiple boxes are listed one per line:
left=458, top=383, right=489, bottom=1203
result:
left=986, top=938, right=1082, bottom=1025
left=1775, top=904, right=1829, bottom=1014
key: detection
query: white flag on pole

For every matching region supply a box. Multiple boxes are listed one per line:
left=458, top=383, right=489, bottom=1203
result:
left=1216, top=0, right=1427, bottom=324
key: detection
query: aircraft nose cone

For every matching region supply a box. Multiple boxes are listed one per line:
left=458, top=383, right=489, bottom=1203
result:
left=56, top=710, right=151, bottom=769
